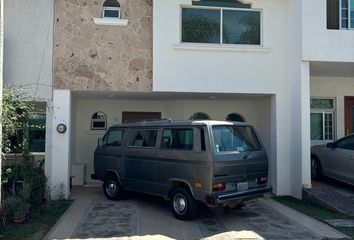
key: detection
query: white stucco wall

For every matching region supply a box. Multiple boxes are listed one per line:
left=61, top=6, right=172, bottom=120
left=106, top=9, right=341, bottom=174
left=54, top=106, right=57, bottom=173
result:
left=302, top=0, right=354, bottom=62
left=3, top=0, right=53, bottom=101
left=72, top=97, right=272, bottom=185
left=311, top=76, right=354, bottom=141
left=153, top=0, right=309, bottom=197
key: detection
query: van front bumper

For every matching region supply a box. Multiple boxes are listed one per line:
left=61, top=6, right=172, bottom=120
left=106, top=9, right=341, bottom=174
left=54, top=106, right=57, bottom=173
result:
left=208, top=186, right=272, bottom=205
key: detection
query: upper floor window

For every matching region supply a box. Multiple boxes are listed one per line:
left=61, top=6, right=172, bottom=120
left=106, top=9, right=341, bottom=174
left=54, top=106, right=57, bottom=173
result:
left=226, top=113, right=245, bottom=122
left=327, top=0, right=354, bottom=29
left=181, top=0, right=261, bottom=45
left=190, top=112, right=211, bottom=120
left=102, top=0, right=121, bottom=18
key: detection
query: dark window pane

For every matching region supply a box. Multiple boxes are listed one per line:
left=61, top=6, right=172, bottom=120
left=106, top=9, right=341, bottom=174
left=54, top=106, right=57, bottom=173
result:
left=29, top=114, right=46, bottom=152
left=327, top=0, right=340, bottom=29
left=130, top=130, right=158, bottom=147
left=311, top=113, right=323, bottom=140
left=104, top=130, right=124, bottom=147
left=342, top=19, right=348, bottom=28
left=161, top=129, right=193, bottom=150
left=310, top=99, right=334, bottom=109
left=200, top=128, right=206, bottom=151
left=192, top=0, right=251, bottom=8
left=342, top=0, right=348, bottom=8
left=103, top=0, right=120, bottom=7
left=226, top=113, right=245, bottom=122
left=223, top=10, right=260, bottom=45
left=104, top=9, right=119, bottom=18
left=337, top=136, right=354, bottom=150
left=190, top=112, right=211, bottom=120
left=182, top=8, right=221, bottom=43
left=93, top=121, right=106, bottom=128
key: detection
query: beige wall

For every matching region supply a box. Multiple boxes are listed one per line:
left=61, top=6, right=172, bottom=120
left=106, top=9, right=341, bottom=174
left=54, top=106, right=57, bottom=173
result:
left=72, top=98, right=272, bottom=184
left=311, top=76, right=354, bottom=141
left=54, top=0, right=152, bottom=91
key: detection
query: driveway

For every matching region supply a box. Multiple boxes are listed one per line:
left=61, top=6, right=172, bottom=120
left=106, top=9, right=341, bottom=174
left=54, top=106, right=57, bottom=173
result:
left=46, top=187, right=346, bottom=240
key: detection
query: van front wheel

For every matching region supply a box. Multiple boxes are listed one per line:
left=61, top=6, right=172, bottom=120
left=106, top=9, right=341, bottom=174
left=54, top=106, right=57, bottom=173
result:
left=103, top=175, right=123, bottom=200
left=170, top=187, right=198, bottom=220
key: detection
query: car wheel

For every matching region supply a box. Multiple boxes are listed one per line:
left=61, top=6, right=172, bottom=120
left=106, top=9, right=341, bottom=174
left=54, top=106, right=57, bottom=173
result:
left=103, top=174, right=123, bottom=200
left=311, top=157, right=322, bottom=180
left=169, top=187, right=198, bottom=220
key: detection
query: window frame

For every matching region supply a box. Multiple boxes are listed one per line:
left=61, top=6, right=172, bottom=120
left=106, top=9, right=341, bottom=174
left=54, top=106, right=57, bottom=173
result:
left=102, top=6, right=121, bottom=18
left=91, top=111, right=107, bottom=130
left=340, top=0, right=354, bottom=29
left=180, top=4, right=263, bottom=46
left=310, top=97, right=336, bottom=142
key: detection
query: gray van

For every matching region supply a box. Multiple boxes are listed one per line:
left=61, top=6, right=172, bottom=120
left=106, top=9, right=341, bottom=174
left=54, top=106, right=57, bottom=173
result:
left=92, top=120, right=271, bottom=220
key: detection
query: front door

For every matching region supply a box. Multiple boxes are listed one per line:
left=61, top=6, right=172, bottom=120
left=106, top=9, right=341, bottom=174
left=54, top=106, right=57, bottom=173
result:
left=122, top=111, right=161, bottom=123
left=345, top=97, right=354, bottom=135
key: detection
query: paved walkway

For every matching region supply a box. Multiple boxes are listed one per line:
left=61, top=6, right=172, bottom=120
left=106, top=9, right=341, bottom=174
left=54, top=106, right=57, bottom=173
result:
left=305, top=179, right=354, bottom=217
left=45, top=187, right=348, bottom=240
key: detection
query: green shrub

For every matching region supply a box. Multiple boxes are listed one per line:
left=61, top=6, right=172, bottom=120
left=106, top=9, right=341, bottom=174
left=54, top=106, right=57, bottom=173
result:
left=3, top=196, right=29, bottom=218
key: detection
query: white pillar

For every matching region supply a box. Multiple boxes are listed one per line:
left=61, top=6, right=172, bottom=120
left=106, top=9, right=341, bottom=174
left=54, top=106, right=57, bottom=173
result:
left=50, top=90, right=71, bottom=199
left=0, top=0, right=4, bottom=206
left=301, top=61, right=311, bottom=189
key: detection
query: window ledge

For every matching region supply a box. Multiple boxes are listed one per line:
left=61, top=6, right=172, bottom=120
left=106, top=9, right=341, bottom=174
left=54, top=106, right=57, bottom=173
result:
left=173, top=43, right=271, bottom=53
left=93, top=18, right=129, bottom=26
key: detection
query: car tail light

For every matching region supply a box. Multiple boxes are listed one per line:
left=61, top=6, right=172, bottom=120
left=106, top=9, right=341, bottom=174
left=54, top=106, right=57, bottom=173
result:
left=213, top=183, right=226, bottom=192
left=257, top=177, right=268, bottom=185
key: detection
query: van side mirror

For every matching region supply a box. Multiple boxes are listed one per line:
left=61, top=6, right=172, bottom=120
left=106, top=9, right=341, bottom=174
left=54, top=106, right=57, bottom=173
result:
left=326, top=142, right=337, bottom=149
left=98, top=138, right=103, bottom=147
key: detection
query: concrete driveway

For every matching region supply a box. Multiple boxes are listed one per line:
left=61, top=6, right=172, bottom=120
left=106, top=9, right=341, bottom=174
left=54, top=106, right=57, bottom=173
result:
left=45, top=187, right=347, bottom=240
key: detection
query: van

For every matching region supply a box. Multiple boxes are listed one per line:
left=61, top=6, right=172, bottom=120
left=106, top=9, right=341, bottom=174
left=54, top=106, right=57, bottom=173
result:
left=92, top=120, right=271, bottom=220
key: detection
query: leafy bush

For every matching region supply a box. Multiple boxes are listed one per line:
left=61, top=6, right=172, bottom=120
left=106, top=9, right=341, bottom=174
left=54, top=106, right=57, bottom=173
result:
left=2, top=160, right=46, bottom=207
left=3, top=196, right=29, bottom=218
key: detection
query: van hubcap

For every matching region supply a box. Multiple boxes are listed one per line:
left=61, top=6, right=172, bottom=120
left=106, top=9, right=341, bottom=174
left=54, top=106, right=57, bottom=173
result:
left=106, top=181, right=118, bottom=196
left=173, top=194, right=187, bottom=215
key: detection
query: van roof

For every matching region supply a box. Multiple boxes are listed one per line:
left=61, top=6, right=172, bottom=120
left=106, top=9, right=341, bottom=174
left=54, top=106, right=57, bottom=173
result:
left=110, top=119, right=250, bottom=128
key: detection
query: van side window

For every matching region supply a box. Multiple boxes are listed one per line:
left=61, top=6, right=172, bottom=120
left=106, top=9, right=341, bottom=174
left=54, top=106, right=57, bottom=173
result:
left=129, top=129, right=158, bottom=147
left=200, top=128, right=206, bottom=151
left=161, top=128, right=193, bottom=150
left=103, top=129, right=124, bottom=147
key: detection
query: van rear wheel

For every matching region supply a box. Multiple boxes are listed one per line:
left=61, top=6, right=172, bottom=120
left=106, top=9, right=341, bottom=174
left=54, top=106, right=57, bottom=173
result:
left=170, top=187, right=198, bottom=220
left=103, top=175, right=123, bottom=200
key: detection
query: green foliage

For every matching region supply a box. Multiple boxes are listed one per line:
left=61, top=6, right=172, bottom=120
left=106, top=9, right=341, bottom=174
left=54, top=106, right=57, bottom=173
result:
left=239, top=15, right=260, bottom=44
left=2, top=87, right=34, bottom=154
left=3, top=196, right=29, bottom=218
left=2, top=161, right=46, bottom=207
left=182, top=14, right=220, bottom=43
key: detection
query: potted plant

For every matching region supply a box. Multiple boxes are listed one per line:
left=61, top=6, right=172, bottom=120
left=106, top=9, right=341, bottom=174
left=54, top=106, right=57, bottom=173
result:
left=4, top=196, right=29, bottom=223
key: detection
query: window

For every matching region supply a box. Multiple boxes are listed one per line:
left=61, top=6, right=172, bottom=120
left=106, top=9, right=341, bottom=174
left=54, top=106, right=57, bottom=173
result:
left=91, top=112, right=107, bottom=130
left=310, top=98, right=335, bottom=141
left=182, top=1, right=261, bottom=45
left=129, top=129, right=158, bottom=147
left=102, top=0, right=121, bottom=18
left=212, top=125, right=262, bottom=153
left=28, top=113, right=46, bottom=152
left=103, top=129, right=124, bottom=147
left=161, top=128, right=194, bottom=150
left=226, top=113, right=245, bottom=122
left=328, top=0, right=354, bottom=29
left=190, top=112, right=211, bottom=120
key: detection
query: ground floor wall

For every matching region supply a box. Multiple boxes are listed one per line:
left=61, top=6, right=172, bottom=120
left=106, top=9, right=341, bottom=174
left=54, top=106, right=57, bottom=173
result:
left=310, top=76, right=354, bottom=145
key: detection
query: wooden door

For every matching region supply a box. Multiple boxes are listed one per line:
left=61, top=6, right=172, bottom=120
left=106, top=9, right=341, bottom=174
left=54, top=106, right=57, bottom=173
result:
left=345, top=97, right=354, bottom=135
left=122, top=111, right=161, bottom=123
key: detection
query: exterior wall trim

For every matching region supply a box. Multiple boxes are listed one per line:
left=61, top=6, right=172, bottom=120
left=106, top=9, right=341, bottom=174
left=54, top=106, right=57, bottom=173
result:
left=173, top=44, right=271, bottom=53
left=93, top=18, right=129, bottom=26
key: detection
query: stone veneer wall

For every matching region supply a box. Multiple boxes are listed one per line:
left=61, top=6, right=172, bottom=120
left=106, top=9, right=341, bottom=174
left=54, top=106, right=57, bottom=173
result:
left=54, top=0, right=152, bottom=91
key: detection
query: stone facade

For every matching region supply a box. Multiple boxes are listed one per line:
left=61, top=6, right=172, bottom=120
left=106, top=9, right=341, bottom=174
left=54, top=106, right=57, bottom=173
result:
left=54, top=0, right=152, bottom=91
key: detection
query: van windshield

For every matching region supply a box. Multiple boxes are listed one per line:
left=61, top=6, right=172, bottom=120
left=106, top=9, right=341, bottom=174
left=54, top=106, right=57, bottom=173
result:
left=212, top=125, right=262, bottom=153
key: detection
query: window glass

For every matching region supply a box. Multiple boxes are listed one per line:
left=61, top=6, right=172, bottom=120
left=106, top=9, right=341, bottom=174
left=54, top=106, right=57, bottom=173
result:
left=310, top=99, right=334, bottom=109
left=200, top=128, right=206, bottom=151
left=161, top=129, right=194, bottom=150
left=130, top=129, right=158, bottom=147
left=223, top=10, right=260, bottom=45
left=103, top=0, right=120, bottom=7
left=190, top=112, right=211, bottom=120
left=311, top=113, right=324, bottom=140
left=103, top=129, right=124, bottom=147
left=226, top=113, right=245, bottom=122
left=192, top=0, right=251, bottom=8
left=29, top=114, right=46, bottom=152
left=336, top=136, right=354, bottom=150
left=91, top=111, right=107, bottom=130
left=212, top=125, right=261, bottom=153
left=182, top=8, right=221, bottom=43
left=351, top=0, right=354, bottom=28
left=104, top=9, right=119, bottom=18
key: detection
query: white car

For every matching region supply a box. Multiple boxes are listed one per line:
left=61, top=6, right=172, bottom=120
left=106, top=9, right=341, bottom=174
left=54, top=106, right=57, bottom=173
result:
left=311, top=134, right=354, bottom=185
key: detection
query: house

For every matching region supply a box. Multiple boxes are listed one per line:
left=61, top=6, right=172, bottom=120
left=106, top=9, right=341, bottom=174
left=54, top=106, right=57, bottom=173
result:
left=3, top=0, right=354, bottom=199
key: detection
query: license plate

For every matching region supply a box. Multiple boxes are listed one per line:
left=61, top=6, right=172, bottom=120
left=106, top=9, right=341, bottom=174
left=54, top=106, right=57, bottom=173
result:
left=237, top=182, right=249, bottom=192
left=225, top=183, right=236, bottom=191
